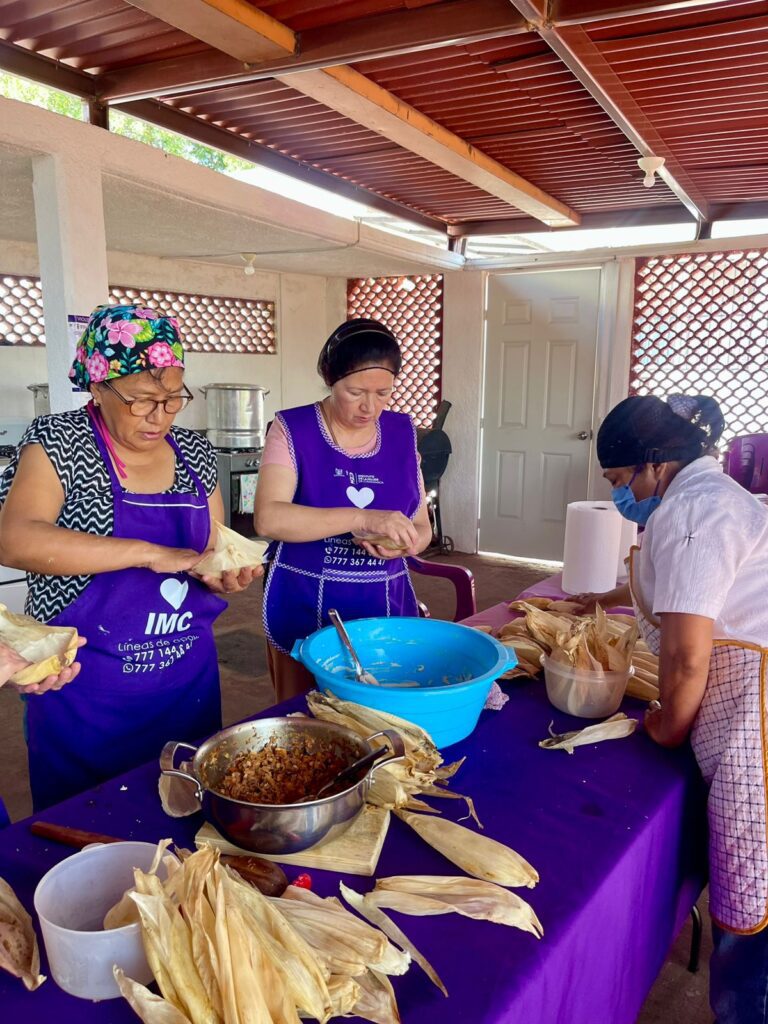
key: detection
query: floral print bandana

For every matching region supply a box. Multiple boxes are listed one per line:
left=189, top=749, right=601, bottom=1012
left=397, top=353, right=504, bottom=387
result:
left=69, top=304, right=185, bottom=389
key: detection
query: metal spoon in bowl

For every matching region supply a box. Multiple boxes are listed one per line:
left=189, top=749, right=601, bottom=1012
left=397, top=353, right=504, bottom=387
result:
left=328, top=608, right=379, bottom=685
left=304, top=746, right=386, bottom=802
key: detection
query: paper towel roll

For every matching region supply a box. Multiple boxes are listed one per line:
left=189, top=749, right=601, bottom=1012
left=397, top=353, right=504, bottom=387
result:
left=616, top=519, right=638, bottom=581
left=561, top=501, right=623, bottom=595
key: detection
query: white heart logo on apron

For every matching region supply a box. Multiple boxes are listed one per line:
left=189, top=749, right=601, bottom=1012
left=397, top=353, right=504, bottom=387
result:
left=160, top=578, right=189, bottom=611
left=346, top=485, right=375, bottom=509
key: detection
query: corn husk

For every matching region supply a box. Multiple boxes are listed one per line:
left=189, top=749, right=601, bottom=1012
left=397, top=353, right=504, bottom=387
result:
left=0, top=876, right=45, bottom=990
left=367, top=876, right=543, bottom=939
left=306, top=692, right=481, bottom=820
left=497, top=601, right=660, bottom=700
left=115, top=843, right=411, bottom=1024
left=222, top=872, right=331, bottom=1021
left=276, top=885, right=409, bottom=979
left=395, top=810, right=538, bottom=889
left=538, top=712, right=637, bottom=754
left=114, top=968, right=192, bottom=1024
left=193, top=521, right=267, bottom=578
left=351, top=969, right=401, bottom=1024
left=340, top=883, right=447, bottom=997
left=0, top=604, right=79, bottom=686
left=328, top=974, right=362, bottom=1016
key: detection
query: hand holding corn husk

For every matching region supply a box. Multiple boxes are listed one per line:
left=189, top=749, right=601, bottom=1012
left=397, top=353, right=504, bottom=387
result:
left=0, top=877, right=45, bottom=991
left=193, top=521, right=267, bottom=579
left=538, top=713, right=637, bottom=754
left=365, top=875, right=543, bottom=938
left=0, top=604, right=79, bottom=687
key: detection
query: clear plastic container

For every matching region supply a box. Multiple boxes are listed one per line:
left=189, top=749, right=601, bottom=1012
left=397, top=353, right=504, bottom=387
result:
left=33, top=841, right=161, bottom=1000
left=541, top=654, right=633, bottom=719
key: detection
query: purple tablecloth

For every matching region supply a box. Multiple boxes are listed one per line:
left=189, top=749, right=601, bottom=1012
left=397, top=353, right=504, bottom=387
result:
left=0, top=679, right=706, bottom=1024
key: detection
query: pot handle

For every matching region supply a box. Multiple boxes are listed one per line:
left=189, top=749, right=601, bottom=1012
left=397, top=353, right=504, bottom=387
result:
left=366, top=729, right=406, bottom=775
left=160, top=740, right=204, bottom=801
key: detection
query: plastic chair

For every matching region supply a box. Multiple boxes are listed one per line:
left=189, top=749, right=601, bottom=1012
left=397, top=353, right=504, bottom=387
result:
left=724, top=434, right=768, bottom=493
left=407, top=556, right=477, bottom=622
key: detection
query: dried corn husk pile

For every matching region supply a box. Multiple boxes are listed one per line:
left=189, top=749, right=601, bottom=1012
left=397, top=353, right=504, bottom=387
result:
left=113, top=842, right=412, bottom=1024
left=305, top=692, right=481, bottom=824
left=482, top=598, right=659, bottom=701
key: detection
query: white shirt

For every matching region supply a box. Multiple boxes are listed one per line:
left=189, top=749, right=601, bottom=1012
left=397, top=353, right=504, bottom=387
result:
left=635, top=456, right=768, bottom=646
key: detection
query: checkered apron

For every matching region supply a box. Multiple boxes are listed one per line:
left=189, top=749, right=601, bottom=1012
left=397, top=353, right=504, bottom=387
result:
left=629, top=546, right=768, bottom=933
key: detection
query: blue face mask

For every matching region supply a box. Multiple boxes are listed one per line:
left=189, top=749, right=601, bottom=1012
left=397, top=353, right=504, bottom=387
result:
left=611, top=470, right=661, bottom=525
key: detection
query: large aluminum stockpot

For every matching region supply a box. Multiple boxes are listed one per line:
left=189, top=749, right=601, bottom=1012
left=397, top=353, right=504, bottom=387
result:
left=200, top=383, right=269, bottom=449
left=160, top=717, right=404, bottom=854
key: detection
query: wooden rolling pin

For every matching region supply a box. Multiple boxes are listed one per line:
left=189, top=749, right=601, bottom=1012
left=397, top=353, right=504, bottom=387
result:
left=29, top=821, right=288, bottom=896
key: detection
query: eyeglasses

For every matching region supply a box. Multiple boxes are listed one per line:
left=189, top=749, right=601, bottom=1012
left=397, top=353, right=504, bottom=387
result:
left=101, top=379, right=194, bottom=417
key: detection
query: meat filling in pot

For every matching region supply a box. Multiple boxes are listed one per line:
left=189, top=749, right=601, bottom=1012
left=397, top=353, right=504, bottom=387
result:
left=214, top=736, right=359, bottom=804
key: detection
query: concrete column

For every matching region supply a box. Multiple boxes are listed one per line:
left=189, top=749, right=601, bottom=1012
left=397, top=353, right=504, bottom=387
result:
left=440, top=269, right=486, bottom=554
left=279, top=273, right=329, bottom=409
left=32, top=154, right=109, bottom=412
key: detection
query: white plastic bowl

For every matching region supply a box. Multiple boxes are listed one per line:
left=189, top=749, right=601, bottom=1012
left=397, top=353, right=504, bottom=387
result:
left=33, top=841, right=162, bottom=1000
left=541, top=654, right=633, bottom=719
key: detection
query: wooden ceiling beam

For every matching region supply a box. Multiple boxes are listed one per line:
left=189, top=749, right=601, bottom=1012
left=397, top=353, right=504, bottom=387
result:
left=447, top=204, right=697, bottom=235
left=509, top=0, right=711, bottom=222
left=122, top=0, right=295, bottom=63
left=448, top=199, right=768, bottom=236
left=106, top=0, right=580, bottom=225
left=99, top=0, right=527, bottom=104
left=279, top=64, right=579, bottom=225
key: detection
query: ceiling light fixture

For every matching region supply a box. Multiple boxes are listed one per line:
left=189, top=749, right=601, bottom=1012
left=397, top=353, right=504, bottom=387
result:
left=241, top=253, right=257, bottom=276
left=637, top=156, right=665, bottom=188
left=398, top=276, right=417, bottom=292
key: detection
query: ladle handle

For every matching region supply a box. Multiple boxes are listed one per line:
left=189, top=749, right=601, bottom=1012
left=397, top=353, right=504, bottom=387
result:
left=328, top=608, right=365, bottom=680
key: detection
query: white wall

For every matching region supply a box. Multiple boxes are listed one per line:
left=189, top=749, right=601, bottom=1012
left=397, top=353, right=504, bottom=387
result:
left=0, top=239, right=348, bottom=429
left=440, top=270, right=486, bottom=553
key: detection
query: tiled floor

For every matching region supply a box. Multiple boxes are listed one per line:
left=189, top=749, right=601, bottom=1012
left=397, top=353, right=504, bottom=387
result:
left=0, top=553, right=712, bottom=1022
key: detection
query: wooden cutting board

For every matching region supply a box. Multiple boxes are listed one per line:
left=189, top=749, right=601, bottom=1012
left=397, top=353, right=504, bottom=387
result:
left=195, top=805, right=390, bottom=876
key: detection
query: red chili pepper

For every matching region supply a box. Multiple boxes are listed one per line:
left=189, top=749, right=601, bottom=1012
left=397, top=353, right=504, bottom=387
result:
left=292, top=873, right=313, bottom=890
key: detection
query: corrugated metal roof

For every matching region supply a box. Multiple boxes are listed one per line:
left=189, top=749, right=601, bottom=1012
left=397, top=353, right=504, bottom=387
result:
left=1, top=0, right=767, bottom=230
left=585, top=0, right=768, bottom=207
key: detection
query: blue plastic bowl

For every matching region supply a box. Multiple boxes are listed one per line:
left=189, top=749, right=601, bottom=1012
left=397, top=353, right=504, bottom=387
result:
left=291, top=617, right=516, bottom=748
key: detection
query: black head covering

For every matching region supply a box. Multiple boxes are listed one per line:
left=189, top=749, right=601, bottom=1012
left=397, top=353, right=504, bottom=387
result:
left=597, top=394, right=725, bottom=469
left=317, top=318, right=402, bottom=386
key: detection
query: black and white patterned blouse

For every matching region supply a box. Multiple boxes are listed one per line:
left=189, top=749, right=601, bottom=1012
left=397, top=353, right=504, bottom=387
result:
left=0, top=408, right=218, bottom=622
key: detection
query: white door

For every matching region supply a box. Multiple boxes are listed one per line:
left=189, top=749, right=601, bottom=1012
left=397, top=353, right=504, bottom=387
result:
left=479, top=268, right=600, bottom=560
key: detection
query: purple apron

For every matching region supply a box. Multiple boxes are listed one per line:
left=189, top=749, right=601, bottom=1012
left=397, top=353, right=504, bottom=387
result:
left=26, top=418, right=226, bottom=810
left=263, top=403, right=421, bottom=654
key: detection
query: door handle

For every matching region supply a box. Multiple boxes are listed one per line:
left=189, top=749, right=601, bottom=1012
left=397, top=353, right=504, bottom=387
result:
left=576, top=430, right=593, bottom=441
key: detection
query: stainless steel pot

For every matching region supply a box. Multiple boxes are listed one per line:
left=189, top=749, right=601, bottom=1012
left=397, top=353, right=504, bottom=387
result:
left=200, top=383, right=269, bottom=450
left=160, top=718, right=404, bottom=854
left=27, top=384, right=50, bottom=417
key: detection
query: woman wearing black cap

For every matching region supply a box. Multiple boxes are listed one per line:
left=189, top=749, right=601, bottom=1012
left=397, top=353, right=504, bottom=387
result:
left=593, top=393, right=768, bottom=1024
left=254, top=318, right=432, bottom=699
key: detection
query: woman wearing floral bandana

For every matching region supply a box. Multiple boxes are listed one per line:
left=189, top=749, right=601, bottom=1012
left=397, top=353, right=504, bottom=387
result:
left=0, top=304, right=262, bottom=810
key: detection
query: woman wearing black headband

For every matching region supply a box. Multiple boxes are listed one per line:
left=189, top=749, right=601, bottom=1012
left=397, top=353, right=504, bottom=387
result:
left=254, top=318, right=432, bottom=699
left=590, top=393, right=768, bottom=1023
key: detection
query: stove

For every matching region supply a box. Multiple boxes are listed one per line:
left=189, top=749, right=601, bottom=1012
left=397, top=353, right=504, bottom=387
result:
left=215, top=447, right=263, bottom=528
